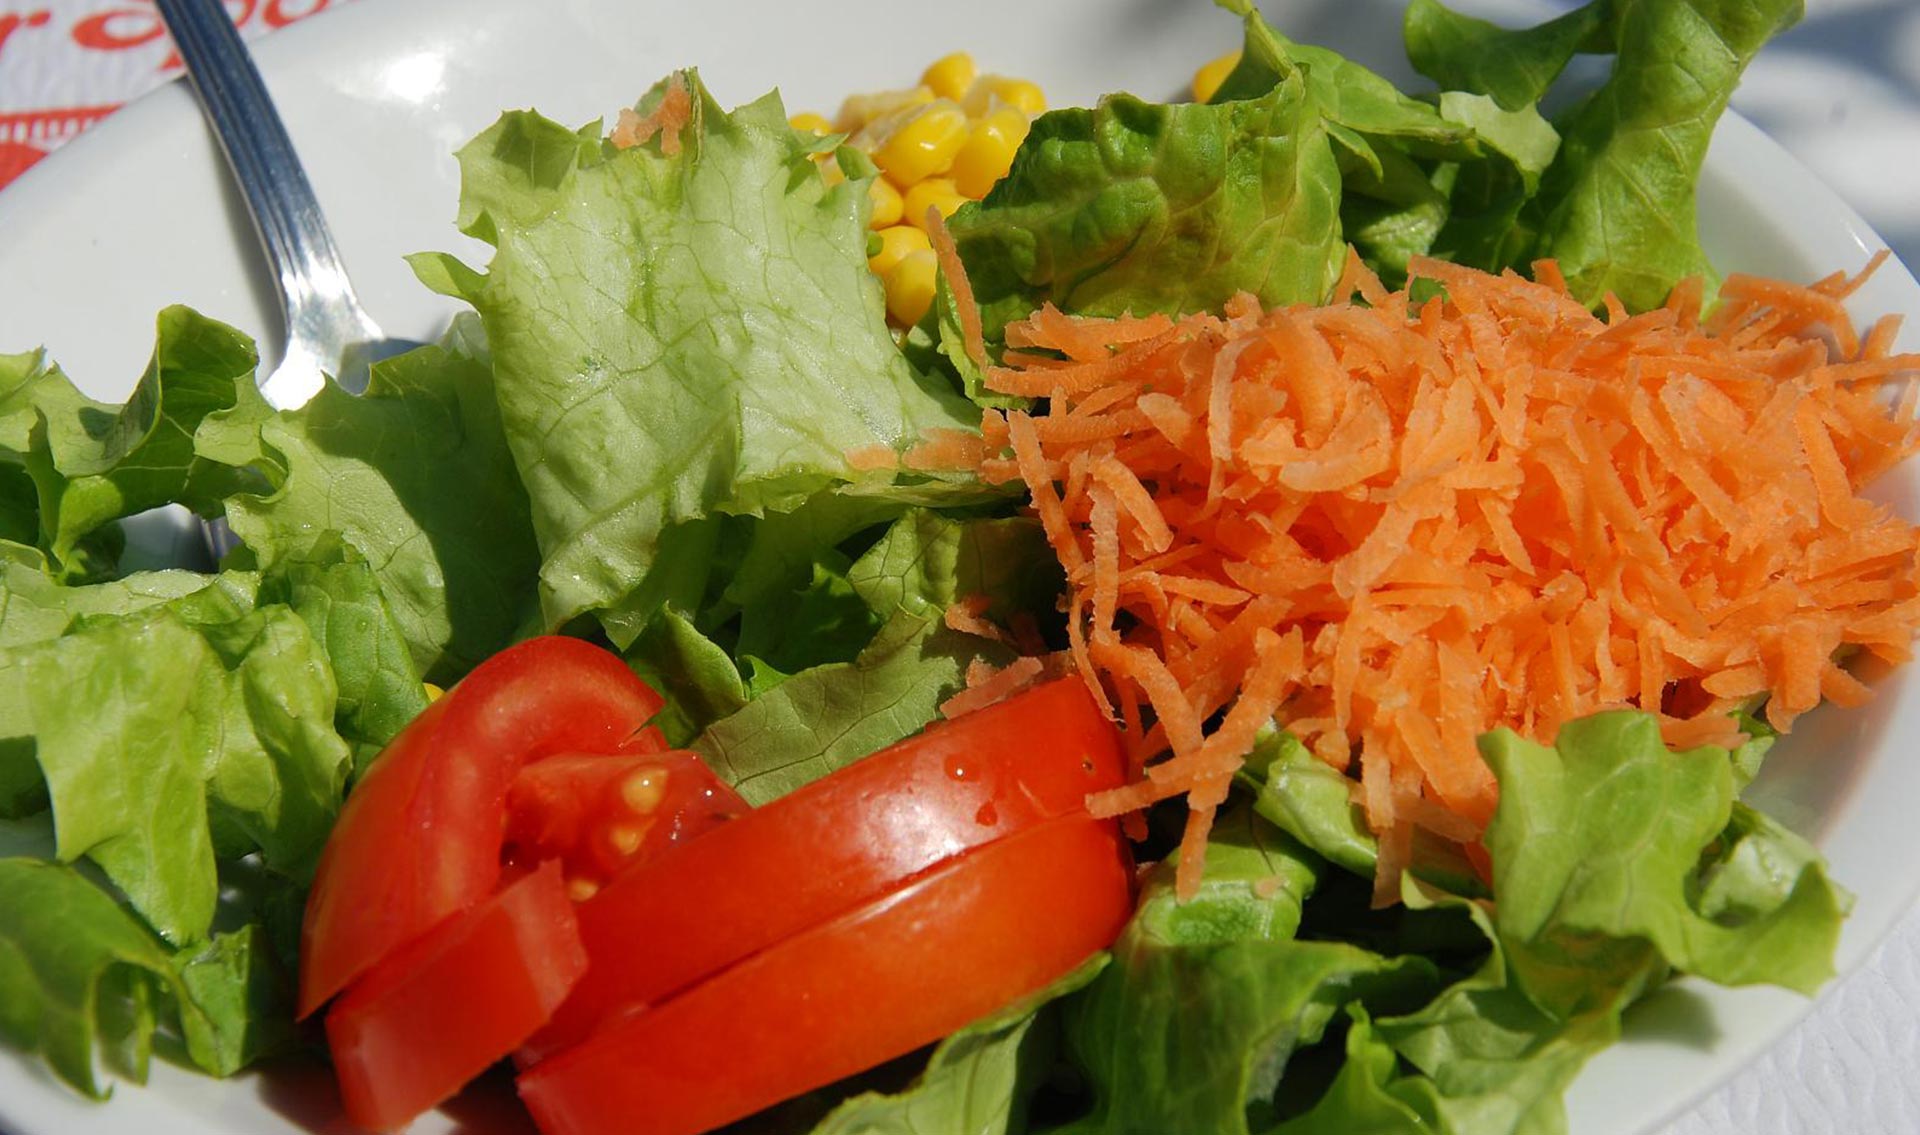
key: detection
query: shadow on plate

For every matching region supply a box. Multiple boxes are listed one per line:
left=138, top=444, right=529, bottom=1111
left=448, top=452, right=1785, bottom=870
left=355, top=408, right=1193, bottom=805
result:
left=1620, top=981, right=1722, bottom=1051
left=255, top=1054, right=537, bottom=1135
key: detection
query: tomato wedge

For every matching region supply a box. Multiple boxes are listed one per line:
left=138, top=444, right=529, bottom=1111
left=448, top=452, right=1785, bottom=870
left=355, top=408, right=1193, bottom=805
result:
left=300, top=636, right=667, bottom=1016
left=326, top=861, right=587, bottom=1132
left=523, top=676, right=1124, bottom=1060
left=517, top=815, right=1133, bottom=1135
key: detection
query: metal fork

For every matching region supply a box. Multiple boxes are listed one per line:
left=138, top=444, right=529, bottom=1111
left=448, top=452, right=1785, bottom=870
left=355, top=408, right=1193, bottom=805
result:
left=155, top=0, right=424, bottom=560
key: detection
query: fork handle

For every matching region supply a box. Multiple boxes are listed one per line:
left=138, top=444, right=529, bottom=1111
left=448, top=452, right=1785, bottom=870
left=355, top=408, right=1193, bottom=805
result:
left=154, top=0, right=380, bottom=369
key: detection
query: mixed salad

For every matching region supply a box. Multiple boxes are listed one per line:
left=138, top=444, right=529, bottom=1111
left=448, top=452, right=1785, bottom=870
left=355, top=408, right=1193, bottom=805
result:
left=2, top=0, right=1916, bottom=1133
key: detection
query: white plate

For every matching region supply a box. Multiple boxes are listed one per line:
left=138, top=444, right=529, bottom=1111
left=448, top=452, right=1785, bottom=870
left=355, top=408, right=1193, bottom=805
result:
left=1, top=1, right=1917, bottom=1133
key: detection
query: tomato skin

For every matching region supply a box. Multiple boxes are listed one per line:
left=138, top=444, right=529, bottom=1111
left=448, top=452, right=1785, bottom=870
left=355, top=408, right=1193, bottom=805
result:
left=299, top=637, right=666, bottom=1016
left=522, top=676, right=1124, bottom=1060
left=517, top=815, right=1133, bottom=1135
left=326, top=861, right=588, bottom=1132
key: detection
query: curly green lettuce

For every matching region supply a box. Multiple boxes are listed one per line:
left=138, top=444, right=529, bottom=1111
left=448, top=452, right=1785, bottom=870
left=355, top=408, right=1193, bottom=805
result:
left=414, top=72, right=980, bottom=645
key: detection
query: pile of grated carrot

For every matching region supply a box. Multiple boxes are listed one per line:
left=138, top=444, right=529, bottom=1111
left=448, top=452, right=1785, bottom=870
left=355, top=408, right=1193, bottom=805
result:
left=909, top=245, right=1920, bottom=903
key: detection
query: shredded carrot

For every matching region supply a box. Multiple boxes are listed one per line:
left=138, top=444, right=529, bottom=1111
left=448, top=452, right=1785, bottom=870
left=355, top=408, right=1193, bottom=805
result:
left=944, top=595, right=1011, bottom=645
left=904, top=427, right=990, bottom=471
left=844, top=444, right=899, bottom=472
left=940, top=655, right=1046, bottom=719
left=926, top=211, right=986, bottom=372
left=961, top=250, right=1920, bottom=903
left=611, top=73, right=693, bottom=155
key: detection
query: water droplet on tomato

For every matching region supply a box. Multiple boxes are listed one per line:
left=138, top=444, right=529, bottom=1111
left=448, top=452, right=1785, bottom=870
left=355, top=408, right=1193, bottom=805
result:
left=974, top=801, right=998, bottom=826
left=944, top=755, right=979, bottom=781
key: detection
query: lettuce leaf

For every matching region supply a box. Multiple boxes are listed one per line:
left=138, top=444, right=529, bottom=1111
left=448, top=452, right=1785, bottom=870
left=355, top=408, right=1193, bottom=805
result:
left=418, top=73, right=976, bottom=641
left=1213, top=0, right=1479, bottom=166
left=1205, top=0, right=1796, bottom=309
left=713, top=717, right=1837, bottom=1135
left=0, top=564, right=231, bottom=819
left=694, top=610, right=991, bottom=806
left=0, top=310, right=270, bottom=582
left=1037, top=713, right=1842, bottom=1135
left=1405, top=0, right=1802, bottom=308
left=1267, top=1007, right=1441, bottom=1134
left=1240, top=726, right=1379, bottom=879
left=1405, top=0, right=1610, bottom=112
left=0, top=858, right=181, bottom=1096
left=0, top=859, right=289, bottom=1097
left=212, top=324, right=540, bottom=682
left=1055, top=806, right=1439, bottom=1135
left=0, top=561, right=218, bottom=649
left=691, top=511, right=1045, bottom=804
left=254, top=533, right=430, bottom=772
left=1367, top=883, right=1628, bottom=1135
left=622, top=605, right=752, bottom=747
left=1293, top=779, right=1839, bottom=1135
left=0, top=551, right=407, bottom=947
left=3, top=591, right=350, bottom=945
left=1206, top=0, right=1562, bottom=288
left=1482, top=712, right=1846, bottom=1013
left=167, top=922, right=297, bottom=1078
left=844, top=510, right=1059, bottom=627
left=721, top=491, right=920, bottom=620
left=948, top=76, right=1343, bottom=349
left=1524, top=0, right=1803, bottom=308
left=808, top=958, right=1109, bottom=1135
left=735, top=555, right=885, bottom=682
left=0, top=320, right=410, bottom=1094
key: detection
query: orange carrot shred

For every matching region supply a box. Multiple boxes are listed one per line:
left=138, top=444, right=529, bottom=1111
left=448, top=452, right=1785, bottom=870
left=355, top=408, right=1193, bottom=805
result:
left=925, top=210, right=986, bottom=372
left=611, top=73, right=693, bottom=155
left=844, top=444, right=898, bottom=471
left=940, top=655, right=1045, bottom=720
left=948, top=246, right=1919, bottom=903
left=944, top=595, right=1010, bottom=645
left=903, top=427, right=990, bottom=471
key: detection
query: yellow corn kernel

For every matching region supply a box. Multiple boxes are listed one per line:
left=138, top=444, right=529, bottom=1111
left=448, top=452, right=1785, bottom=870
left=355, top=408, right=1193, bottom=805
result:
left=818, top=154, right=846, bottom=187
left=423, top=682, right=445, bottom=702
left=789, top=111, right=833, bottom=135
left=872, top=101, right=969, bottom=186
left=835, top=85, right=934, bottom=133
left=920, top=52, right=978, bottom=102
left=868, top=223, right=932, bottom=276
left=868, top=175, right=904, bottom=228
left=1192, top=50, right=1242, bottom=103
left=961, top=75, right=1045, bottom=118
left=903, top=177, right=968, bottom=230
left=949, top=106, right=1030, bottom=199
left=885, top=250, right=939, bottom=326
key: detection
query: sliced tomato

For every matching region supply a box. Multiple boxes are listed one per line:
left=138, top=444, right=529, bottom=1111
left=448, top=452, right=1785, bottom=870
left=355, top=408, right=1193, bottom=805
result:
left=503, top=751, right=748, bottom=893
left=522, top=676, right=1124, bottom=1060
left=299, top=636, right=667, bottom=1016
left=326, top=861, right=588, bottom=1132
left=517, top=814, right=1133, bottom=1135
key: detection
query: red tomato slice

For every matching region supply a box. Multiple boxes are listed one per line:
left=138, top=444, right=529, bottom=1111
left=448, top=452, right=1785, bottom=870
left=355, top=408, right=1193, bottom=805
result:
left=504, top=751, right=748, bottom=894
left=517, top=815, right=1133, bottom=1135
left=326, top=861, right=588, bottom=1132
left=300, top=636, right=666, bottom=1016
left=522, top=676, right=1124, bottom=1060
